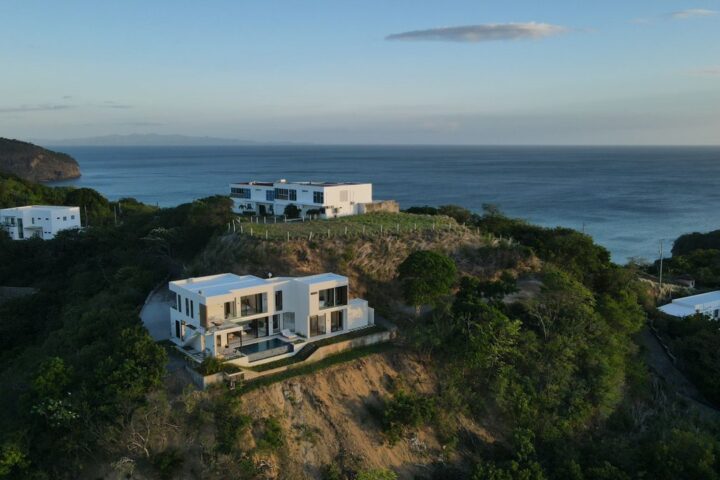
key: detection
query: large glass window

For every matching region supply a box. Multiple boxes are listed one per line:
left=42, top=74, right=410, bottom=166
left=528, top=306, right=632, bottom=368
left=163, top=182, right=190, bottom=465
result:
left=310, top=314, right=326, bottom=337
left=240, top=293, right=266, bottom=316
left=318, top=286, right=348, bottom=309
left=283, top=312, right=295, bottom=332
left=230, top=187, right=251, bottom=199
left=331, top=310, right=344, bottom=332
left=272, top=314, right=279, bottom=332
left=313, top=191, right=324, bottom=204
left=275, top=291, right=283, bottom=311
left=275, top=188, right=289, bottom=200
left=266, top=190, right=275, bottom=201
left=224, top=301, right=236, bottom=319
left=318, top=288, right=335, bottom=309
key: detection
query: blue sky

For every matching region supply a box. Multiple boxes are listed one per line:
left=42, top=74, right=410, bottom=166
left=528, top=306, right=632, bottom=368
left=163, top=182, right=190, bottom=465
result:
left=1, top=0, right=718, bottom=144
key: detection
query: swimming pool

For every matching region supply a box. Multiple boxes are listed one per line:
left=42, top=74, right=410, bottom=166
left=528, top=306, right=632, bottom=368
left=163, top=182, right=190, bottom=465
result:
left=239, top=337, right=292, bottom=361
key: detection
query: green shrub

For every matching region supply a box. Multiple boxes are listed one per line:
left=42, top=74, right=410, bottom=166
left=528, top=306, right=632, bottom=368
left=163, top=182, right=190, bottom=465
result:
left=256, top=417, right=284, bottom=451
left=356, top=468, right=398, bottom=480
left=321, top=463, right=343, bottom=480
left=382, top=390, right=436, bottom=444
left=151, top=448, right=184, bottom=480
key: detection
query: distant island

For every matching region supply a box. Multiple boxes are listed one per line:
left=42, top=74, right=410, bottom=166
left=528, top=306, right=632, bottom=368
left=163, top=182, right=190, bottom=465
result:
left=0, top=138, right=81, bottom=182
left=38, top=133, right=309, bottom=147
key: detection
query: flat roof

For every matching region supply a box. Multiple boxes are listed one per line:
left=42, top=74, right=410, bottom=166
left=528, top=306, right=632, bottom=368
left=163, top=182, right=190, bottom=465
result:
left=294, top=273, right=348, bottom=284
left=0, top=205, right=79, bottom=212
left=672, top=290, right=720, bottom=307
left=658, top=303, right=695, bottom=318
left=231, top=180, right=369, bottom=188
left=171, top=272, right=348, bottom=297
left=170, top=273, right=268, bottom=297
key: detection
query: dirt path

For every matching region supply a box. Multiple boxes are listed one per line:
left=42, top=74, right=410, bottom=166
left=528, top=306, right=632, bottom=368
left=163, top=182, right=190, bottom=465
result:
left=637, top=327, right=719, bottom=419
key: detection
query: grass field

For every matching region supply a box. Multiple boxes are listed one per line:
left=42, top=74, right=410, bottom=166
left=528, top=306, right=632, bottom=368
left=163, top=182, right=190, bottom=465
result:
left=230, top=212, right=470, bottom=241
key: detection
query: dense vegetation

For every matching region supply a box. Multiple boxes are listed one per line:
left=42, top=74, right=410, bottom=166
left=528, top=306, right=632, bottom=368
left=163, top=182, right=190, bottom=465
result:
left=642, top=228, right=720, bottom=408
left=397, top=205, right=720, bottom=479
left=2, top=176, right=720, bottom=479
left=645, top=228, right=720, bottom=287
left=0, top=173, right=233, bottom=478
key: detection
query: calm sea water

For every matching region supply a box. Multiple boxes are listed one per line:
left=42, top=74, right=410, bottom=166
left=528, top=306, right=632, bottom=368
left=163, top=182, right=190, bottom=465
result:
left=49, top=145, right=720, bottom=263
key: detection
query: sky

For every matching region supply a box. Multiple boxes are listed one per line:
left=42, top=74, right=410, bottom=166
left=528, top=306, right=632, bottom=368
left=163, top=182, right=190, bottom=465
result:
left=0, top=0, right=719, bottom=145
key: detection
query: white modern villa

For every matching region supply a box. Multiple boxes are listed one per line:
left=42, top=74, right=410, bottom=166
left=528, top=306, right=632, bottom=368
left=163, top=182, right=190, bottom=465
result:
left=229, top=179, right=374, bottom=218
left=168, top=272, right=374, bottom=366
left=658, top=291, right=720, bottom=319
left=0, top=205, right=81, bottom=240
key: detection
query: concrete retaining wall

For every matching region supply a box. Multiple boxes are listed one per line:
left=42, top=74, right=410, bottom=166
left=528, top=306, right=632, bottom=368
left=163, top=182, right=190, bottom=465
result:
left=359, top=200, right=400, bottom=214
left=242, top=329, right=394, bottom=381
left=188, top=328, right=395, bottom=389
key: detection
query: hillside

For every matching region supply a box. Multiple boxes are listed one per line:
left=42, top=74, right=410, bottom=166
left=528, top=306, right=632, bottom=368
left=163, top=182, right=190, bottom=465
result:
left=0, top=138, right=80, bottom=182
left=190, top=214, right=540, bottom=313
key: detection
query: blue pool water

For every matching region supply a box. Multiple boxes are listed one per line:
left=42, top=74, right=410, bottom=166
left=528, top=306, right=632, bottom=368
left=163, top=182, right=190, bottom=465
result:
left=239, top=337, right=289, bottom=356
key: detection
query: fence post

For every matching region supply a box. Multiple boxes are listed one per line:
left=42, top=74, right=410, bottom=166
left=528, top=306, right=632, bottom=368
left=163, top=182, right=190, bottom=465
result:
left=345, top=226, right=348, bottom=236
left=362, top=225, right=366, bottom=235
left=327, top=228, right=330, bottom=238
left=240, top=224, right=244, bottom=234
left=380, top=225, right=383, bottom=235
left=251, top=228, right=254, bottom=237
left=265, top=230, right=268, bottom=240
left=396, top=223, right=399, bottom=233
left=287, top=232, right=290, bottom=242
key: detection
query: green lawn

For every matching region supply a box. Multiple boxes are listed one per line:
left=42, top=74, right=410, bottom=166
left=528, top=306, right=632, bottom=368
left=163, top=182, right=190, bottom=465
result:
left=232, top=212, right=467, bottom=241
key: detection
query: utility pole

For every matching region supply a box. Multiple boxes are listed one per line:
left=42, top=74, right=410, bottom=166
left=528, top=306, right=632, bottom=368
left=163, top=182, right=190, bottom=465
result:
left=658, top=240, right=664, bottom=291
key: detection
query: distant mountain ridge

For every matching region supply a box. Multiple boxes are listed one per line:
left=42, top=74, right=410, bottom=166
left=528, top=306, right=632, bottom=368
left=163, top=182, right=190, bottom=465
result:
left=39, top=133, right=308, bottom=147
left=0, top=138, right=81, bottom=182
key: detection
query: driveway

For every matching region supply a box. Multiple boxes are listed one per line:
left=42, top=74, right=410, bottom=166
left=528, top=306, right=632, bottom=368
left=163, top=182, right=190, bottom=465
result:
left=140, top=284, right=173, bottom=341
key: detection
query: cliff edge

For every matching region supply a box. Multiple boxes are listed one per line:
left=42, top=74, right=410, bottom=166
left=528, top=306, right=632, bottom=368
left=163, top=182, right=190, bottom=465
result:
left=0, top=138, right=81, bottom=182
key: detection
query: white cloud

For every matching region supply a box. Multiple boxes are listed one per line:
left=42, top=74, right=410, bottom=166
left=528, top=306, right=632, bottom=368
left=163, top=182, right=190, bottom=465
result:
left=385, top=23, right=570, bottom=43
left=670, top=8, right=718, bottom=19
left=689, top=66, right=720, bottom=76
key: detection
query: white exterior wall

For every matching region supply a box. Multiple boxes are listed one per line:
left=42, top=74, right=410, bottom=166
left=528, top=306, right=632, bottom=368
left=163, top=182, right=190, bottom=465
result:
left=348, top=299, right=375, bottom=330
left=0, top=206, right=80, bottom=240
left=168, top=273, right=373, bottom=359
left=230, top=181, right=372, bottom=218
left=659, top=291, right=720, bottom=319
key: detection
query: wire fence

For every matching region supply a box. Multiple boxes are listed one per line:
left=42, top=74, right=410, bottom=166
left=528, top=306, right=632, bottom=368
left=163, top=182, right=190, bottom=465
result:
left=225, top=216, right=505, bottom=244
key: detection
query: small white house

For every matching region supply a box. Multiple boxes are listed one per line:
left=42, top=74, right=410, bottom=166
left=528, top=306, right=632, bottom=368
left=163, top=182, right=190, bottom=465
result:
left=658, top=291, right=720, bottom=319
left=230, top=179, right=374, bottom=218
left=0, top=205, right=81, bottom=240
left=168, top=272, right=374, bottom=365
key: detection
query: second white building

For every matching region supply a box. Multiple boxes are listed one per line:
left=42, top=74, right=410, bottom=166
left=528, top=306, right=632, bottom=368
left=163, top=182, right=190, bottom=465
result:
left=0, top=205, right=81, bottom=240
left=230, top=179, right=373, bottom=218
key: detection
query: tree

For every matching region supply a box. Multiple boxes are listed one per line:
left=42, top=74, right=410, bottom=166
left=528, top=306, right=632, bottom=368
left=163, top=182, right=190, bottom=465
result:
left=284, top=203, right=301, bottom=219
left=438, top=204, right=475, bottom=224
left=397, top=250, right=457, bottom=315
left=356, top=469, right=398, bottom=480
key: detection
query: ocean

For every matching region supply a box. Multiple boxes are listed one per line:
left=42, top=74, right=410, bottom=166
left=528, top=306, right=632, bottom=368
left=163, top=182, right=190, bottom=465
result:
left=48, top=145, right=720, bottom=263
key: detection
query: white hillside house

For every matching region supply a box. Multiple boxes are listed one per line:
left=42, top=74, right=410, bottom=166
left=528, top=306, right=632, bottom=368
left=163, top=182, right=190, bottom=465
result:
left=658, top=291, right=720, bottom=319
left=0, top=205, right=81, bottom=240
left=230, top=179, right=373, bottom=218
left=169, top=272, right=374, bottom=365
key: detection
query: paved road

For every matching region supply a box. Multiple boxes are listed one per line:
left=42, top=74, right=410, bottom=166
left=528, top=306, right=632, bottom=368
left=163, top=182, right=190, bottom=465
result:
left=140, top=285, right=173, bottom=341
left=638, top=327, right=719, bottom=419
